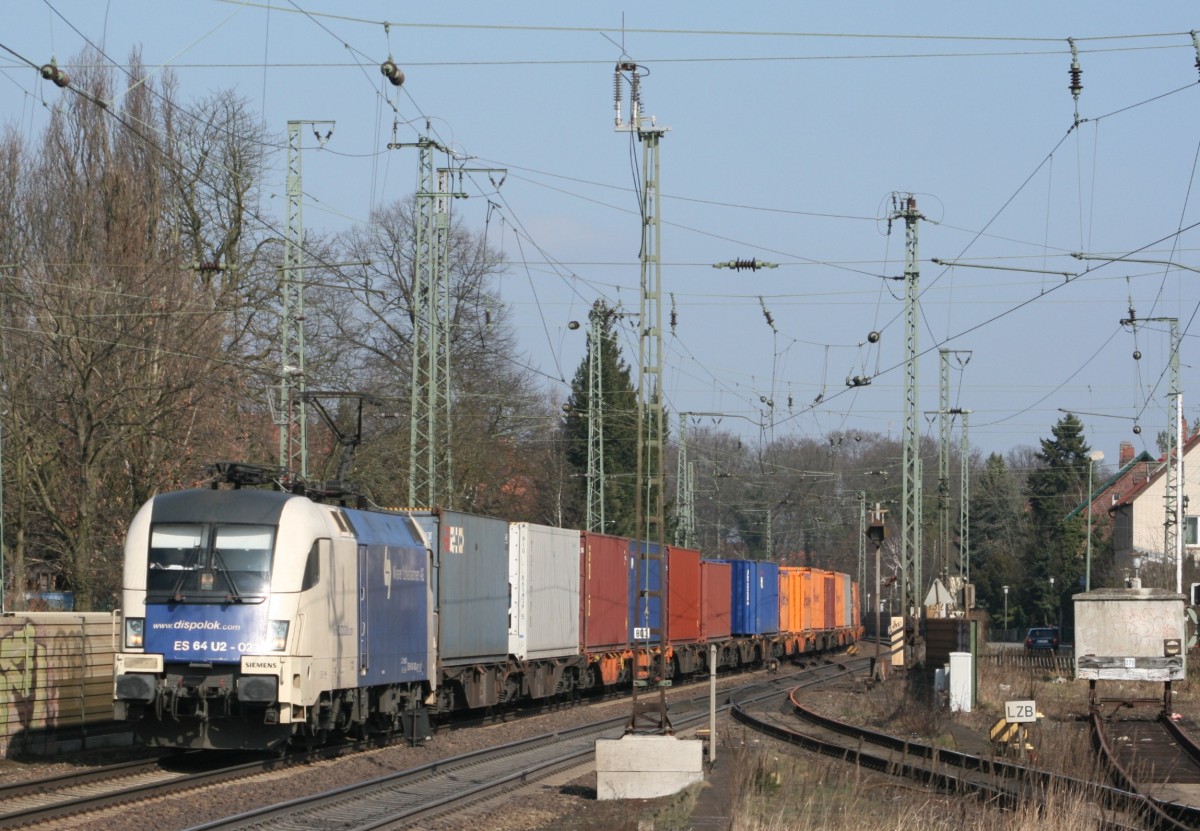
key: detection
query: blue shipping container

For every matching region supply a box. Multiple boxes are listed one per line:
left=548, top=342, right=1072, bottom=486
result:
left=757, top=561, right=780, bottom=634
left=722, top=559, right=780, bottom=635
left=628, top=539, right=663, bottom=644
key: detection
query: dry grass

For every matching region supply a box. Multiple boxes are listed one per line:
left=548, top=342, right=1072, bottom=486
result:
left=727, top=745, right=1111, bottom=831
left=722, top=652, right=1200, bottom=829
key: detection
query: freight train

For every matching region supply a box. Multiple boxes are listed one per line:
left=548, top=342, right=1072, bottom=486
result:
left=113, top=482, right=862, bottom=750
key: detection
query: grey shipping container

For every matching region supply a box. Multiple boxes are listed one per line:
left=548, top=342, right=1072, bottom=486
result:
left=410, top=509, right=510, bottom=665
left=508, top=523, right=581, bottom=660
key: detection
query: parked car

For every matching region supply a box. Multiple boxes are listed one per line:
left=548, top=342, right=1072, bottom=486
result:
left=1025, top=626, right=1060, bottom=653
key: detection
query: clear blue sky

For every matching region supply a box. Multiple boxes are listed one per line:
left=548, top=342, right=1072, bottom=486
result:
left=4, top=2, right=1200, bottom=466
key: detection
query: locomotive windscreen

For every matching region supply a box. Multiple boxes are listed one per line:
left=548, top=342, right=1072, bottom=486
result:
left=147, top=523, right=275, bottom=601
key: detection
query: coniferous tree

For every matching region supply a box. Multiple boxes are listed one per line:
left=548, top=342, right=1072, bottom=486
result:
left=1025, top=413, right=1092, bottom=628
left=561, top=302, right=639, bottom=536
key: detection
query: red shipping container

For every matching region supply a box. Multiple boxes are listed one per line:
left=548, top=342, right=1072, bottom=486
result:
left=667, top=545, right=702, bottom=643
left=700, top=560, right=731, bottom=640
left=580, top=532, right=630, bottom=650
left=823, top=572, right=837, bottom=630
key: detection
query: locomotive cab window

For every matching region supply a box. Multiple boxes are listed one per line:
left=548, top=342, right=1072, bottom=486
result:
left=146, top=523, right=275, bottom=602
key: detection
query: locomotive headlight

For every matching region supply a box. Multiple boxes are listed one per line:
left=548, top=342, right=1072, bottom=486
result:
left=124, top=617, right=145, bottom=649
left=268, top=620, right=289, bottom=652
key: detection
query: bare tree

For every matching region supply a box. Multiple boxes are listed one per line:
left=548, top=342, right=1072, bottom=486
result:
left=315, top=198, right=548, bottom=512
left=0, top=52, right=256, bottom=608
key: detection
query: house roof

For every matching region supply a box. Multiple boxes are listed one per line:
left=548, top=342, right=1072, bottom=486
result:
left=1064, top=448, right=1156, bottom=521
left=1105, top=430, right=1200, bottom=512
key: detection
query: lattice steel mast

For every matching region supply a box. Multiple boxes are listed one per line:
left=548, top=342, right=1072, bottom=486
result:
left=586, top=301, right=608, bottom=532
left=934, top=349, right=970, bottom=582
left=615, top=60, right=671, bottom=734
left=958, top=409, right=971, bottom=583
left=896, top=195, right=923, bottom=619
left=387, top=132, right=455, bottom=507
left=278, top=120, right=334, bottom=485
left=674, top=412, right=694, bottom=547
left=1123, top=314, right=1182, bottom=590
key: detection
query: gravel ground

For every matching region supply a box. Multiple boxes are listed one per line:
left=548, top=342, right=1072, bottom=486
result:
left=3, top=670, right=779, bottom=831
left=6, top=659, right=1103, bottom=831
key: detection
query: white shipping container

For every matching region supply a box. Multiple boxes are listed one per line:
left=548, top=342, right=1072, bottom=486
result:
left=508, top=523, right=581, bottom=660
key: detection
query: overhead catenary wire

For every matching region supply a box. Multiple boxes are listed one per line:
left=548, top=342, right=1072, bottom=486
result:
left=9, top=7, right=1200, bottom=456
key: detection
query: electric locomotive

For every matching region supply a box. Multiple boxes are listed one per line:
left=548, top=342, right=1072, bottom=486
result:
left=113, top=486, right=436, bottom=750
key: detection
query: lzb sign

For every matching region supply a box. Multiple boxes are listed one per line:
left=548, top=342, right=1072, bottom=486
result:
left=1004, top=700, right=1038, bottom=724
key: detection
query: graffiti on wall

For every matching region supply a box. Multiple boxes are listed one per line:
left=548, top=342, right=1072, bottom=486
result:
left=0, top=621, right=50, bottom=737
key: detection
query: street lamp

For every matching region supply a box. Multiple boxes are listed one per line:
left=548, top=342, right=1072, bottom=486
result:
left=1048, top=576, right=1056, bottom=627
left=1002, top=585, right=1009, bottom=634
left=1086, top=450, right=1104, bottom=591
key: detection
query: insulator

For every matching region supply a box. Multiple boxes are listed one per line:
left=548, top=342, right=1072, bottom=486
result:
left=380, top=60, right=404, bottom=87
left=1068, top=66, right=1083, bottom=98
left=1133, top=424, right=1142, bottom=435
left=868, top=330, right=881, bottom=343
left=40, top=63, right=69, bottom=88
left=670, top=309, right=677, bottom=329
left=1067, top=38, right=1082, bottom=101
left=1133, top=350, right=1141, bottom=360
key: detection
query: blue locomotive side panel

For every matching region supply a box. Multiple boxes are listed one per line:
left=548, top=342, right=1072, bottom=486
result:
left=628, top=539, right=663, bottom=645
left=410, top=510, right=510, bottom=665
left=345, top=509, right=431, bottom=686
left=144, top=604, right=268, bottom=663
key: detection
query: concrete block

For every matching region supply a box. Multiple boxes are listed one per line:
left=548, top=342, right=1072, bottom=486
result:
left=595, top=734, right=705, bottom=800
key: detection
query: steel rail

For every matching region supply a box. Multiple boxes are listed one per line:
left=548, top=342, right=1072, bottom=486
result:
left=1091, top=712, right=1200, bottom=831
left=187, top=658, right=864, bottom=830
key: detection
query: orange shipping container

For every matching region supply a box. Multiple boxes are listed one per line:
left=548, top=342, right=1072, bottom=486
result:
left=778, top=566, right=804, bottom=634
left=800, top=568, right=825, bottom=631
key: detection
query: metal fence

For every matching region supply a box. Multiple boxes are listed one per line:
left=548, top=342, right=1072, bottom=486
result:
left=982, top=649, right=1074, bottom=673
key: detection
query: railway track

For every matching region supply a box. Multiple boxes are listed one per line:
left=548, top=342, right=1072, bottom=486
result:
left=142, top=658, right=851, bottom=830
left=1092, top=711, right=1200, bottom=828
left=732, top=684, right=1200, bottom=831
left=0, top=751, right=297, bottom=830
left=186, top=660, right=859, bottom=830
left=0, top=658, right=851, bottom=830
